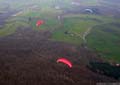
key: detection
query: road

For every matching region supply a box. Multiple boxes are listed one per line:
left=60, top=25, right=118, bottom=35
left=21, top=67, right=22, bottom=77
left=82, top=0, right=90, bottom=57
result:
left=82, top=27, right=92, bottom=43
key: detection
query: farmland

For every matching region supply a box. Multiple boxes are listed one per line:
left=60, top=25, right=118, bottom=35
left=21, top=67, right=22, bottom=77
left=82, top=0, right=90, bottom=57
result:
left=0, top=0, right=120, bottom=63
left=0, top=0, right=120, bottom=85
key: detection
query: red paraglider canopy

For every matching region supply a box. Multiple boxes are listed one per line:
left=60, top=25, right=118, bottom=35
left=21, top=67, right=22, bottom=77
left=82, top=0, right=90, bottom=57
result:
left=57, top=58, right=73, bottom=68
left=36, top=20, right=44, bottom=27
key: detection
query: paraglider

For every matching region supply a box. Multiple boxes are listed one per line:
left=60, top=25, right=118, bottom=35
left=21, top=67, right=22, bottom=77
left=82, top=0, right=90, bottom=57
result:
left=36, top=20, right=44, bottom=27
left=57, top=58, right=73, bottom=68
left=85, top=9, right=93, bottom=13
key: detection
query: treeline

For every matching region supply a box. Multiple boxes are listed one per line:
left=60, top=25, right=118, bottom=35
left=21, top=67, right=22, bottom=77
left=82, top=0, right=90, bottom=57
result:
left=88, top=61, right=120, bottom=80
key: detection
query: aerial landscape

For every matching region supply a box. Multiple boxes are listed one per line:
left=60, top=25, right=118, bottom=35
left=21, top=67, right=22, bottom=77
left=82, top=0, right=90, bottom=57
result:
left=0, top=0, right=120, bottom=85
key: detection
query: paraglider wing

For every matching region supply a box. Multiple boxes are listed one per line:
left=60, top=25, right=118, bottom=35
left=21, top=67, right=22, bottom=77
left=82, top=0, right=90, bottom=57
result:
left=57, top=58, right=73, bottom=68
left=85, top=9, right=93, bottom=13
left=36, top=20, right=44, bottom=27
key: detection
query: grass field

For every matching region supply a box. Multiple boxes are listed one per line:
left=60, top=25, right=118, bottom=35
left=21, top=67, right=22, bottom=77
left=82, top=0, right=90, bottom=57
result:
left=0, top=20, right=29, bottom=37
left=87, top=22, right=120, bottom=63
left=51, top=14, right=117, bottom=45
left=51, top=15, right=99, bottom=45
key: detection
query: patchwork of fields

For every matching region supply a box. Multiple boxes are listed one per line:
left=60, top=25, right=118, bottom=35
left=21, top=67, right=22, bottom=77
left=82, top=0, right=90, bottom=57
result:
left=0, top=0, right=120, bottom=67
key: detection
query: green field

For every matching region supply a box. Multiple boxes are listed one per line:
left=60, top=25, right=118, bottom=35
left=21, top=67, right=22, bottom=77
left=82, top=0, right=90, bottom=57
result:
left=87, top=22, right=120, bottom=63
left=0, top=20, right=29, bottom=37
left=52, top=14, right=99, bottom=45
left=51, top=14, right=117, bottom=44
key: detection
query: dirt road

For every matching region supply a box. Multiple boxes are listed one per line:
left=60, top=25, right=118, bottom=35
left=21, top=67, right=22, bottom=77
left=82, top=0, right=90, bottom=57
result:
left=82, top=27, right=92, bottom=43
